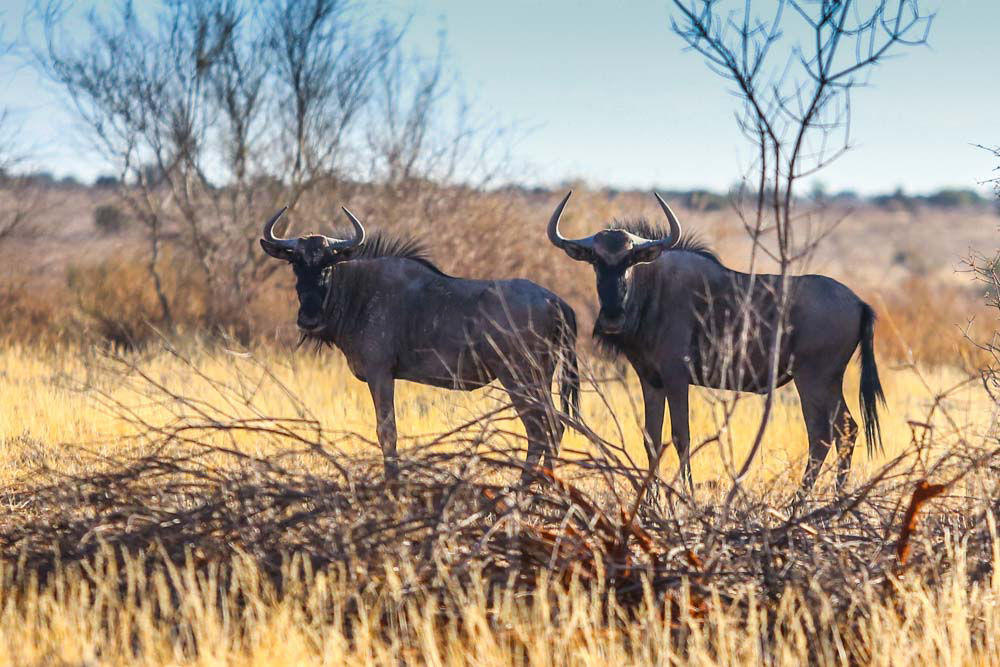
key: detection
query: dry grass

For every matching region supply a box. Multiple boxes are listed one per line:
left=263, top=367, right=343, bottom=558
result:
left=2, top=544, right=1000, bottom=666
left=0, top=341, right=998, bottom=665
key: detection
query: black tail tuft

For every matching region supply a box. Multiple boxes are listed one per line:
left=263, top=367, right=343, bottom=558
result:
left=858, top=303, right=886, bottom=456
left=557, top=304, right=581, bottom=422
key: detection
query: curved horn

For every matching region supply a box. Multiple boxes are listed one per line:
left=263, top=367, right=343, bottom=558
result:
left=262, top=206, right=297, bottom=250
left=546, top=191, right=574, bottom=248
left=653, top=192, right=682, bottom=247
left=326, top=207, right=366, bottom=250
left=547, top=189, right=598, bottom=254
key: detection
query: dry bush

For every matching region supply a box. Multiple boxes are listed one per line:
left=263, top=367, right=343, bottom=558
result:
left=0, top=281, right=72, bottom=347
left=874, top=275, right=992, bottom=367
left=0, top=251, right=224, bottom=349
left=92, top=203, right=128, bottom=235
left=0, top=183, right=986, bottom=370
left=66, top=253, right=213, bottom=348
left=0, top=181, right=986, bottom=372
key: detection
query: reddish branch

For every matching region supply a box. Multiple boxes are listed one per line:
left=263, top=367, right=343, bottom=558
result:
left=896, top=479, right=947, bottom=567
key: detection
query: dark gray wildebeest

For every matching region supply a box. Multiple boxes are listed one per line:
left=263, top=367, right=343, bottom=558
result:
left=260, top=207, right=580, bottom=479
left=545, top=192, right=884, bottom=493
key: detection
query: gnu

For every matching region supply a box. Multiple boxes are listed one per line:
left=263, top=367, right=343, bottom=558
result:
left=546, top=192, right=884, bottom=492
left=261, top=207, right=579, bottom=479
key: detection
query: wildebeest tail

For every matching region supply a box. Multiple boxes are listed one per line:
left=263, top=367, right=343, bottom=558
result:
left=557, top=303, right=581, bottom=422
left=858, top=303, right=886, bottom=456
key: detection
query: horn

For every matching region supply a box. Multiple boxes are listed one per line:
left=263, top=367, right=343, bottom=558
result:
left=653, top=192, right=682, bottom=247
left=326, top=207, right=366, bottom=250
left=546, top=191, right=596, bottom=254
left=262, top=206, right=297, bottom=250
left=546, top=191, right=573, bottom=247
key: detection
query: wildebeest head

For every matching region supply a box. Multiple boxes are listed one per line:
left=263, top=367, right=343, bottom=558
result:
left=260, top=207, right=366, bottom=332
left=546, top=191, right=682, bottom=335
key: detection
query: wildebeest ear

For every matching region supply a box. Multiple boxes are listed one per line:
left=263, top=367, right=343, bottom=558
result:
left=325, top=245, right=364, bottom=265
left=562, top=244, right=593, bottom=262
left=629, top=243, right=666, bottom=265
left=260, top=238, right=295, bottom=261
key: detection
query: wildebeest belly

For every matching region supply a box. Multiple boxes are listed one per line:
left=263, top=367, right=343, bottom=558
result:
left=394, top=343, right=495, bottom=390
left=686, top=329, right=795, bottom=393
left=687, top=367, right=794, bottom=394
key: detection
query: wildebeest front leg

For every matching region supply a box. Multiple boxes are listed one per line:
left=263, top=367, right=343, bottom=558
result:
left=638, top=376, right=665, bottom=473
left=366, top=373, right=399, bottom=480
left=665, top=380, right=693, bottom=490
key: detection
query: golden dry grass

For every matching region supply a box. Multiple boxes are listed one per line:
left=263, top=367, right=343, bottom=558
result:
left=2, top=544, right=1000, bottom=666
left=0, top=182, right=996, bottom=664
left=0, top=342, right=997, bottom=665
left=0, top=342, right=988, bottom=492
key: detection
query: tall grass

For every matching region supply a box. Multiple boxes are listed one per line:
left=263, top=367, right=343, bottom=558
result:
left=1, top=544, right=999, bottom=666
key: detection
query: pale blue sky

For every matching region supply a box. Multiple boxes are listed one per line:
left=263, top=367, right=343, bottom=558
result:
left=1, top=0, right=997, bottom=194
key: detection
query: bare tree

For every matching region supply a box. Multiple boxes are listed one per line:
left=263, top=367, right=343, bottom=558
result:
left=669, top=1, right=932, bottom=498
left=979, top=144, right=1000, bottom=198
left=969, top=145, right=1000, bottom=417
left=32, top=0, right=409, bottom=335
left=0, top=36, right=37, bottom=246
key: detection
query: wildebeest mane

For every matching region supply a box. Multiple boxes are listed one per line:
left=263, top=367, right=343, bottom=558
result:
left=350, top=231, right=448, bottom=276
left=594, top=219, right=720, bottom=360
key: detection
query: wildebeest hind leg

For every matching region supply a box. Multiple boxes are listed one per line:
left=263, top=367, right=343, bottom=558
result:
left=832, top=393, right=858, bottom=492
left=795, top=372, right=848, bottom=494
left=497, top=369, right=562, bottom=482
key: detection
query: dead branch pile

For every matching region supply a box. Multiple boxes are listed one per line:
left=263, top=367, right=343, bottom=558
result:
left=2, top=420, right=997, bottom=617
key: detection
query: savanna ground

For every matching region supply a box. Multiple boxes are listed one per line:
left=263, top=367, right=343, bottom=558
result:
left=0, top=185, right=999, bottom=665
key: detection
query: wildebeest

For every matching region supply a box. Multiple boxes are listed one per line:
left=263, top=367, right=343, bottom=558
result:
left=260, top=207, right=579, bottom=479
left=545, top=192, right=884, bottom=492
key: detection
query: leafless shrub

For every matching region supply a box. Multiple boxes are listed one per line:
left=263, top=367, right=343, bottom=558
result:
left=966, top=156, right=1000, bottom=412
left=876, top=276, right=991, bottom=368
left=65, top=252, right=211, bottom=349
left=977, top=144, right=1000, bottom=199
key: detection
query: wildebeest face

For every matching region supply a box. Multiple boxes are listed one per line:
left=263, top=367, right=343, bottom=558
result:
left=285, top=238, right=358, bottom=331
left=259, top=207, right=366, bottom=332
left=585, top=231, right=667, bottom=335
left=544, top=191, right=681, bottom=336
